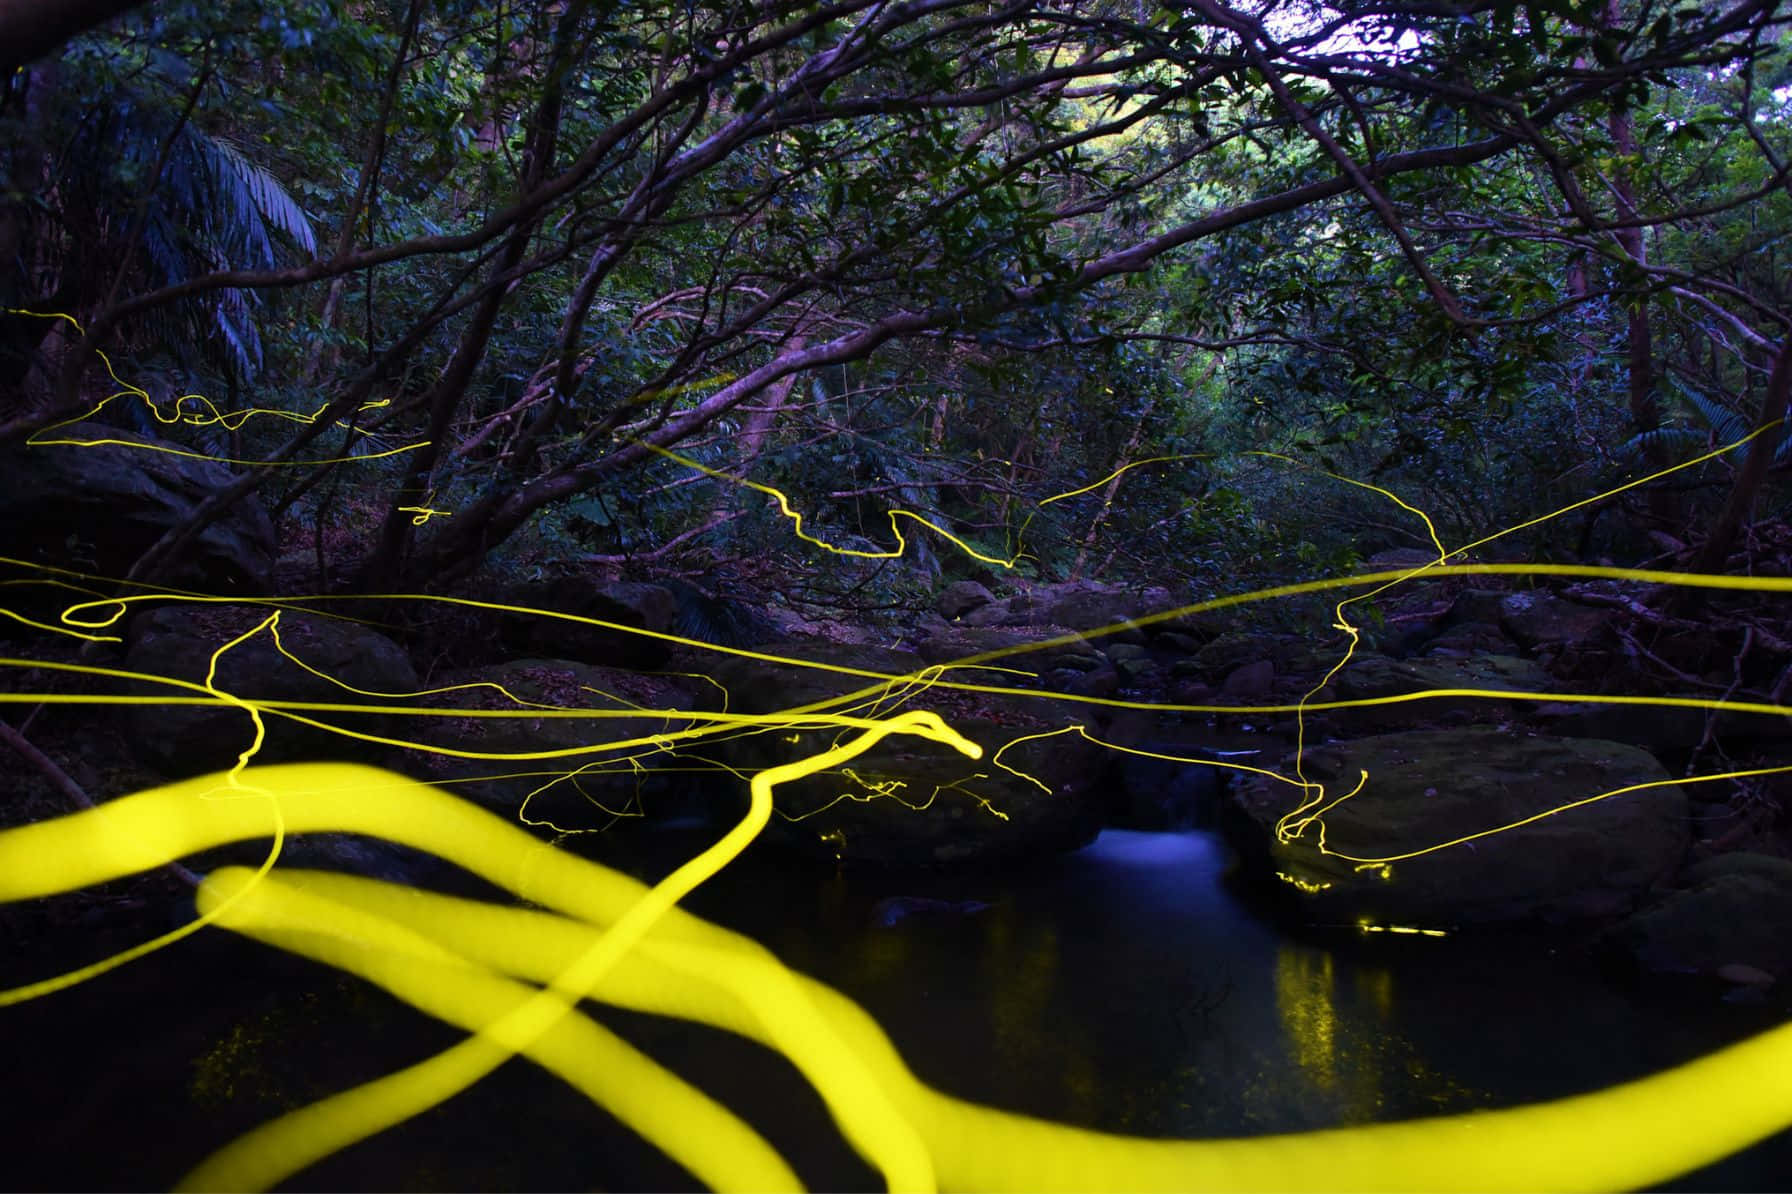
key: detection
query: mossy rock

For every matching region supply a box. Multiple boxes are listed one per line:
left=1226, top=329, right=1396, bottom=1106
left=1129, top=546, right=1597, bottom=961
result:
left=1604, top=852, right=1792, bottom=980
left=123, top=603, right=416, bottom=776
left=1228, top=728, right=1687, bottom=928
left=1311, top=652, right=1551, bottom=732
left=396, top=659, right=709, bottom=826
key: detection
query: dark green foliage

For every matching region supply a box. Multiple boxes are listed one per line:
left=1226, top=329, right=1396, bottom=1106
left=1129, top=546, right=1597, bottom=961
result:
left=8, top=0, right=1789, bottom=595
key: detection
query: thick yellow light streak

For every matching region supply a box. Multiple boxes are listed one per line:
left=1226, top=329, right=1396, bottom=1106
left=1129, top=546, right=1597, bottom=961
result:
left=176, top=712, right=975, bottom=1193
left=2, top=764, right=1790, bottom=1192
left=8, top=323, right=1792, bottom=1190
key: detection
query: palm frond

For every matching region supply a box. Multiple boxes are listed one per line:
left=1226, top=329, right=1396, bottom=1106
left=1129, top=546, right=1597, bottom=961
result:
left=213, top=284, right=262, bottom=379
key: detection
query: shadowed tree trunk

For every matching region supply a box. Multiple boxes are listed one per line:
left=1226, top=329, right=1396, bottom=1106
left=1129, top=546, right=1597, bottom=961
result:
left=1690, top=335, right=1792, bottom=576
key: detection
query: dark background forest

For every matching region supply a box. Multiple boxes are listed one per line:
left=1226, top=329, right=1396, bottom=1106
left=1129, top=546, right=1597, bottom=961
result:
left=6, top=0, right=1792, bottom=605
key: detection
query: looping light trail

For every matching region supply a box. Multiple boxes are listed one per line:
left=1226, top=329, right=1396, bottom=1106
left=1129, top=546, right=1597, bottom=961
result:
left=2, top=763, right=1791, bottom=1192
left=5, top=315, right=1792, bottom=1190
left=5, top=308, right=417, bottom=465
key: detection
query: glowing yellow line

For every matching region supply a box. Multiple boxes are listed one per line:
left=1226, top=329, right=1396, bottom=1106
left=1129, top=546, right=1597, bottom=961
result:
left=637, top=440, right=1028, bottom=567
left=182, top=714, right=976, bottom=1192
left=1037, top=453, right=1213, bottom=505
left=2, top=764, right=1790, bottom=1192
left=7, top=308, right=417, bottom=465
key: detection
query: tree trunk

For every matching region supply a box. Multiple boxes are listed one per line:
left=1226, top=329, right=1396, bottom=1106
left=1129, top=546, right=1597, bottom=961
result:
left=1068, top=397, right=1153, bottom=582
left=358, top=5, right=579, bottom=590
left=1689, top=335, right=1792, bottom=576
left=1605, top=0, right=1669, bottom=523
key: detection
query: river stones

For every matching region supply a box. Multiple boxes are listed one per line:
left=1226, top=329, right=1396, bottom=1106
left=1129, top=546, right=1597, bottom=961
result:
left=913, top=624, right=1106, bottom=674
left=1226, top=727, right=1688, bottom=928
left=708, top=642, right=1105, bottom=867
left=1602, top=852, right=1792, bottom=982
left=953, top=580, right=1176, bottom=644
left=395, top=658, right=709, bottom=825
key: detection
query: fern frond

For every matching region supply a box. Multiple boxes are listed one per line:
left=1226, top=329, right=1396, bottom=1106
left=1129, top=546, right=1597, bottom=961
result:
left=1672, top=380, right=1749, bottom=451
left=1620, top=425, right=1703, bottom=462
left=210, top=136, right=316, bottom=257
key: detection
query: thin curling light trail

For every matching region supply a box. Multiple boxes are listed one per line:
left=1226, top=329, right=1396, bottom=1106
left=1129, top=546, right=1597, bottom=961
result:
left=3, top=762, right=1791, bottom=1192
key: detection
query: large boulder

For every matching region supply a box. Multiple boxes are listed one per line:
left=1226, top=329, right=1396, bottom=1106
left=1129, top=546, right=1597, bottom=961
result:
left=707, top=643, right=1106, bottom=867
left=122, top=603, right=416, bottom=776
left=1037, top=581, right=1178, bottom=638
left=1442, top=589, right=1510, bottom=628
left=1499, top=590, right=1612, bottom=650
left=0, top=423, right=274, bottom=600
left=935, top=579, right=995, bottom=621
left=1420, top=621, right=1515, bottom=658
left=394, top=659, right=713, bottom=826
left=1227, top=728, right=1689, bottom=927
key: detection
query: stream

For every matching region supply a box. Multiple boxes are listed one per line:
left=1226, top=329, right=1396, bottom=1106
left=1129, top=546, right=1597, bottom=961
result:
left=4, top=825, right=1790, bottom=1190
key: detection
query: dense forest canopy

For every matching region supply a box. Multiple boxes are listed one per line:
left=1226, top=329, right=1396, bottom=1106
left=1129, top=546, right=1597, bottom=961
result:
left=3, top=0, right=1791, bottom=599
left=13, top=5, right=1792, bottom=1191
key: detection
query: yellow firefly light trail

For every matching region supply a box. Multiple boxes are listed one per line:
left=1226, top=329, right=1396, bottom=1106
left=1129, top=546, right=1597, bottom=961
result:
left=2, top=759, right=1790, bottom=1192
left=6, top=307, right=1792, bottom=1190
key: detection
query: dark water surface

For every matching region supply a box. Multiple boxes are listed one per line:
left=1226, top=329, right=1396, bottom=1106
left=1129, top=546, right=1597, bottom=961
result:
left=4, top=826, right=1790, bottom=1191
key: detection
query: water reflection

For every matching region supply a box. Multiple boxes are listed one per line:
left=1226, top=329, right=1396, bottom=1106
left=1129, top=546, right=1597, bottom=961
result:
left=8, top=825, right=1789, bottom=1190
left=1276, top=947, right=1340, bottom=1092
